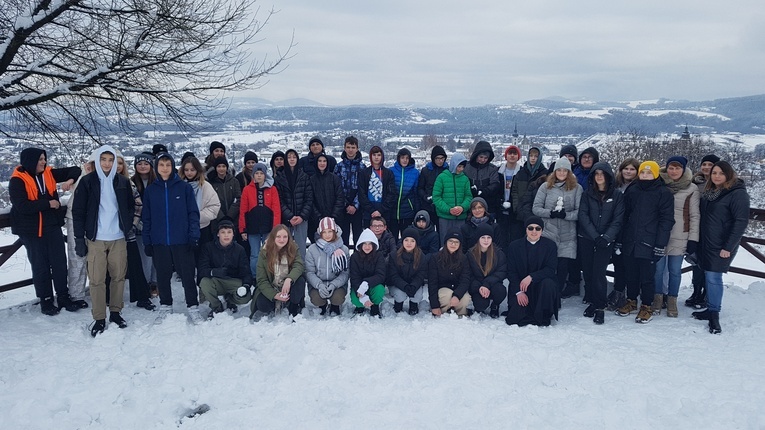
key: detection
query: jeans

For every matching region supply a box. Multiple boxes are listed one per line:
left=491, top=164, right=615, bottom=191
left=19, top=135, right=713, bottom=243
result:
left=654, top=255, right=683, bottom=296
left=248, top=233, right=267, bottom=278
left=705, top=271, right=724, bottom=312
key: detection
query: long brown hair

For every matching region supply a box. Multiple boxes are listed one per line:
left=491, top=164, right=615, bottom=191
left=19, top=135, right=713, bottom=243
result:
left=616, top=158, right=640, bottom=187
left=546, top=168, right=578, bottom=191
left=705, top=160, right=738, bottom=191
left=180, top=157, right=206, bottom=185
left=470, top=242, right=495, bottom=276
left=264, top=224, right=298, bottom=274
left=131, top=161, right=157, bottom=196
left=436, top=240, right=463, bottom=273
left=396, top=241, right=423, bottom=270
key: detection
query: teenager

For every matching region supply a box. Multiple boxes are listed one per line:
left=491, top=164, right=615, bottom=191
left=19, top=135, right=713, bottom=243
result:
left=64, top=160, right=93, bottom=310
left=207, top=156, right=241, bottom=232
left=349, top=228, right=387, bottom=317
left=432, top=153, right=472, bottom=245
left=251, top=224, right=306, bottom=318
left=308, top=154, right=344, bottom=241
left=181, top=156, right=221, bottom=247
left=334, top=136, right=365, bottom=246
left=460, top=197, right=499, bottom=252
left=235, top=151, right=259, bottom=190
left=240, top=162, right=281, bottom=276
left=574, top=147, right=599, bottom=191
left=269, top=151, right=285, bottom=177
left=369, top=216, right=397, bottom=261
left=388, top=227, right=427, bottom=315
left=73, top=146, right=134, bottom=336
left=204, top=141, right=228, bottom=174
left=131, top=152, right=158, bottom=296
left=10, top=147, right=81, bottom=315
left=607, top=158, right=640, bottom=310
left=428, top=229, right=471, bottom=316
left=497, top=145, right=522, bottom=249
left=464, top=141, right=501, bottom=214
left=412, top=210, right=440, bottom=257
left=466, top=223, right=507, bottom=318
left=198, top=218, right=252, bottom=317
left=508, top=146, right=547, bottom=242
left=305, top=217, right=350, bottom=316
left=418, top=145, right=449, bottom=230
left=275, top=149, right=313, bottom=261
left=299, top=137, right=336, bottom=177
left=358, top=145, right=396, bottom=228
left=390, top=148, right=420, bottom=239
left=142, top=152, right=203, bottom=323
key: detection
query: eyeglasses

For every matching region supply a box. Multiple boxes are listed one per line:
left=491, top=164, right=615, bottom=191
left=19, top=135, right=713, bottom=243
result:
left=446, top=239, right=460, bottom=245
left=371, top=224, right=385, bottom=229
left=527, top=226, right=542, bottom=231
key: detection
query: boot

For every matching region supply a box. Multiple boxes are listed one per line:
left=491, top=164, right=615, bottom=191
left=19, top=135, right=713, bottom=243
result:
left=708, top=311, right=721, bottom=334
left=370, top=304, right=381, bottom=318
left=488, top=303, right=499, bottom=319
left=593, top=309, right=605, bottom=325
left=57, top=296, right=80, bottom=313
left=353, top=306, right=365, bottom=315
left=561, top=282, right=580, bottom=299
left=685, top=289, right=701, bottom=308
left=330, top=304, right=341, bottom=316
left=393, top=301, right=404, bottom=313
left=607, top=290, right=626, bottom=311
left=662, top=294, right=668, bottom=309
left=109, top=312, right=128, bottom=328
left=651, top=294, right=663, bottom=315
left=583, top=303, right=596, bottom=318
left=90, top=319, right=106, bottom=337
left=692, top=309, right=713, bottom=321
left=408, top=301, right=419, bottom=316
left=615, top=299, right=637, bottom=316
left=226, top=301, right=239, bottom=313
left=136, top=299, right=156, bottom=311
left=319, top=304, right=329, bottom=316
left=71, top=299, right=89, bottom=309
left=635, top=304, right=653, bottom=324
left=40, top=297, right=60, bottom=316
left=666, top=296, right=678, bottom=318
left=288, top=302, right=301, bottom=317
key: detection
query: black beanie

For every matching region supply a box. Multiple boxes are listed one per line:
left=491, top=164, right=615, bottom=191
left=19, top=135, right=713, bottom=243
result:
left=244, top=151, right=258, bottom=163
left=308, top=137, right=323, bottom=149
left=559, top=145, right=578, bottom=159
left=152, top=144, right=168, bottom=155
left=475, top=223, right=494, bottom=240
left=525, top=216, right=545, bottom=230
left=401, top=226, right=420, bottom=243
left=134, top=152, right=154, bottom=168
left=443, top=229, right=462, bottom=244
left=209, top=141, right=226, bottom=154
left=701, top=154, right=721, bottom=165
left=213, top=156, right=229, bottom=168
left=430, top=145, right=447, bottom=163
left=181, top=152, right=195, bottom=164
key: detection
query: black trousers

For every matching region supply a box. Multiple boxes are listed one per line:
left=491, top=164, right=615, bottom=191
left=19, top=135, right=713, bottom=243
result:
left=153, top=244, right=198, bottom=307
left=472, top=282, right=508, bottom=313
left=579, top=238, right=613, bottom=309
left=254, top=276, right=307, bottom=312
left=126, top=240, right=151, bottom=302
left=612, top=252, right=626, bottom=293
left=505, top=278, right=559, bottom=326
left=338, top=210, right=363, bottom=247
left=556, top=257, right=575, bottom=293
left=624, top=255, right=655, bottom=306
left=20, top=229, right=69, bottom=300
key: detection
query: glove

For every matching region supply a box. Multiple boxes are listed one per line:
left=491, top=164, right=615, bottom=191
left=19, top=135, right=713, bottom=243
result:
left=550, top=209, right=566, bottom=219
left=653, top=247, right=665, bottom=262
left=357, top=281, right=369, bottom=296
left=595, top=235, right=611, bottom=249
left=502, top=201, right=512, bottom=209
left=318, top=283, right=332, bottom=299
left=686, top=240, right=698, bottom=255
left=74, top=238, right=88, bottom=257
left=404, top=284, right=418, bottom=297
left=470, top=185, right=478, bottom=195
left=211, top=268, right=228, bottom=278
left=237, top=284, right=250, bottom=298
left=144, top=245, right=153, bottom=257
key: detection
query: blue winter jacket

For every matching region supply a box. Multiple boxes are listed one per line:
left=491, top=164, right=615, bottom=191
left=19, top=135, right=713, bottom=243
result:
left=391, top=159, right=419, bottom=220
left=142, top=165, right=200, bottom=246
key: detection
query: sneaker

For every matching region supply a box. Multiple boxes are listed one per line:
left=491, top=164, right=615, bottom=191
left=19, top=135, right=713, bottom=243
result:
left=393, top=302, right=404, bottom=313
left=370, top=304, right=381, bottom=318
left=593, top=309, right=605, bottom=325
left=188, top=305, right=204, bottom=324
left=71, top=299, right=89, bottom=309
left=692, top=309, right=713, bottom=321
left=708, top=311, right=721, bottom=334
left=154, top=304, right=172, bottom=324
left=408, top=301, right=420, bottom=316
left=136, top=299, right=156, bottom=311
left=90, top=319, right=106, bottom=337
left=40, top=297, right=60, bottom=316
left=607, top=290, right=626, bottom=311
left=635, top=305, right=653, bottom=323
left=651, top=294, right=664, bottom=315
left=329, top=304, right=341, bottom=316
left=615, top=299, right=637, bottom=316
left=109, top=312, right=128, bottom=328
left=583, top=303, right=596, bottom=318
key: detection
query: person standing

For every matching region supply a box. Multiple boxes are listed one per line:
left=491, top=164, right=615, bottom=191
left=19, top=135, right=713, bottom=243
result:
left=607, top=158, right=640, bottom=310
left=334, top=136, right=365, bottom=246
left=72, top=146, right=134, bottom=336
left=308, top=154, right=345, bottom=242
left=131, top=152, right=158, bottom=297
left=239, top=162, right=281, bottom=276
left=497, top=145, right=522, bottom=250
left=207, top=156, right=241, bottom=232
left=508, top=146, right=547, bottom=242
left=464, top=141, right=501, bottom=215
left=432, top=154, right=472, bottom=245
left=299, top=137, right=336, bottom=177
left=235, top=150, right=259, bottom=190
left=275, top=149, right=313, bottom=261
left=358, top=145, right=396, bottom=228
left=9, top=147, right=81, bottom=315
left=418, top=145, right=449, bottom=232
left=390, top=148, right=420, bottom=239
left=64, top=159, right=93, bottom=310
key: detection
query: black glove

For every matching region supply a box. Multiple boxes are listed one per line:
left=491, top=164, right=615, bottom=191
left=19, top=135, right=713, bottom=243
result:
left=470, top=185, right=479, bottom=196
left=550, top=209, right=566, bottom=219
left=211, top=268, right=228, bottom=278
left=144, top=245, right=153, bottom=257
left=74, top=238, right=88, bottom=257
left=653, top=247, right=665, bottom=262
left=686, top=240, right=698, bottom=255
left=595, top=235, right=610, bottom=249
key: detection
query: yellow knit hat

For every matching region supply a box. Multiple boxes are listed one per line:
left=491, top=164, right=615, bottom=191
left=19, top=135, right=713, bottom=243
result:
left=639, top=161, right=660, bottom=179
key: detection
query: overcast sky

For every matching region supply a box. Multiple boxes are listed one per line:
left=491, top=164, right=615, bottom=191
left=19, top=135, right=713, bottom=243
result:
left=244, top=1, right=765, bottom=106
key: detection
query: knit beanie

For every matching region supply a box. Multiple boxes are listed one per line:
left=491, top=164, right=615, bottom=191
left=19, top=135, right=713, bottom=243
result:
left=318, top=216, right=338, bottom=233
left=559, top=145, right=578, bottom=159
left=401, top=226, right=420, bottom=242
left=639, top=161, right=660, bottom=179
left=504, top=145, right=521, bottom=158
left=181, top=152, right=195, bottom=164
left=152, top=144, right=168, bottom=155
left=218, top=218, right=235, bottom=231
left=666, top=155, right=688, bottom=173
left=443, top=229, right=463, bottom=244
left=213, top=156, right=229, bottom=168
left=701, top=154, right=721, bottom=165
left=134, top=152, right=154, bottom=168
left=525, top=216, right=545, bottom=230
left=475, top=223, right=494, bottom=240
left=554, top=157, right=572, bottom=172
left=252, top=162, right=267, bottom=174
left=308, top=137, right=323, bottom=149
left=244, top=151, right=258, bottom=163
left=209, top=141, right=226, bottom=154
left=471, top=197, right=488, bottom=211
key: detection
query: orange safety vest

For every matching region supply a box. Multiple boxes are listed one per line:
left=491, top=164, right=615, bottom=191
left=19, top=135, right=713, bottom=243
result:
left=10, top=166, right=57, bottom=237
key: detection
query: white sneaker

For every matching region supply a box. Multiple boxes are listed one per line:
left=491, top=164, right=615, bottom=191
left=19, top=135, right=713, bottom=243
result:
left=187, top=305, right=204, bottom=324
left=154, top=304, right=172, bottom=324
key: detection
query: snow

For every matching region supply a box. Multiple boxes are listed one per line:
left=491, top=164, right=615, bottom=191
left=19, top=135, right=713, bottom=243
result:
left=556, top=108, right=615, bottom=119
left=639, top=109, right=731, bottom=121
left=1, top=233, right=765, bottom=428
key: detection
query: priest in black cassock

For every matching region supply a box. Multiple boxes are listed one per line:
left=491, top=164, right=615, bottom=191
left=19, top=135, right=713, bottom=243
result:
left=505, top=216, right=560, bottom=327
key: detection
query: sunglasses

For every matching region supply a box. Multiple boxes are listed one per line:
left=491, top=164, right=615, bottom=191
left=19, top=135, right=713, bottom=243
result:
left=527, top=226, right=542, bottom=231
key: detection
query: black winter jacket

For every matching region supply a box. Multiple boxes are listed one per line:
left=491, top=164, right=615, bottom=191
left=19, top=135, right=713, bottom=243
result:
left=72, top=172, right=134, bottom=241
left=198, top=239, right=252, bottom=285
left=700, top=180, right=750, bottom=273
left=510, top=157, right=547, bottom=218
left=275, top=167, right=314, bottom=224
left=620, top=178, right=675, bottom=260
left=418, top=162, right=448, bottom=215
left=577, top=162, right=624, bottom=243
left=349, top=250, right=387, bottom=290
left=311, top=168, right=344, bottom=221
left=388, top=250, right=427, bottom=296
left=466, top=246, right=508, bottom=292
left=428, top=251, right=470, bottom=307
left=358, top=165, right=396, bottom=222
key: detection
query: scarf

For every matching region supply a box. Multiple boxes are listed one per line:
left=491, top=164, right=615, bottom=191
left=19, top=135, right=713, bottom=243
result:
left=470, top=215, right=489, bottom=226
left=11, top=166, right=57, bottom=237
left=702, top=187, right=723, bottom=202
left=368, top=168, right=383, bottom=203
left=317, top=237, right=348, bottom=273
left=659, top=168, right=693, bottom=195
left=187, top=180, right=204, bottom=210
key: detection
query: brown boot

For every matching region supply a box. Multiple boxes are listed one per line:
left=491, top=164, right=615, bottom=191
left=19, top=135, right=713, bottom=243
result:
left=616, top=299, right=637, bottom=316
left=666, top=296, right=678, bottom=317
left=636, top=304, right=653, bottom=323
left=651, top=294, right=663, bottom=315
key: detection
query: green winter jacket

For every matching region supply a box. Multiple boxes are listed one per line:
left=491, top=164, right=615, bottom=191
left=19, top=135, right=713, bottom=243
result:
left=432, top=154, right=472, bottom=220
left=254, top=247, right=305, bottom=302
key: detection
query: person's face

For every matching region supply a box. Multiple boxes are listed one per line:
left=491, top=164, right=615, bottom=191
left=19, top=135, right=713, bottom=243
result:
left=100, top=152, right=115, bottom=174
left=434, top=155, right=446, bottom=167
left=526, top=224, right=543, bottom=241
left=445, top=238, right=460, bottom=254
left=621, top=164, right=637, bottom=181
left=136, top=160, right=151, bottom=175
left=564, top=154, right=576, bottom=164
left=117, top=157, right=125, bottom=175
left=216, top=163, right=227, bottom=178
left=455, top=163, right=465, bottom=174
left=212, top=148, right=225, bottom=159
left=287, top=152, right=298, bottom=167
left=245, top=160, right=256, bottom=171
left=402, top=237, right=416, bottom=252
left=479, top=235, right=492, bottom=250
left=505, top=151, right=518, bottom=164
left=310, top=141, right=323, bottom=155
left=157, top=159, right=173, bottom=179
left=555, top=168, right=568, bottom=181
left=580, top=154, right=594, bottom=169
left=320, top=229, right=335, bottom=242
left=36, top=153, right=46, bottom=173
left=528, top=151, right=539, bottom=165
left=317, top=157, right=327, bottom=172
left=183, top=163, right=197, bottom=180
left=471, top=203, right=486, bottom=218
left=399, top=154, right=410, bottom=166
left=274, top=156, right=284, bottom=168
left=416, top=219, right=427, bottom=229
left=83, top=162, right=93, bottom=174
left=218, top=228, right=234, bottom=246
left=667, top=163, right=683, bottom=181
left=253, top=171, right=265, bottom=183
left=370, top=152, right=383, bottom=167
left=594, top=170, right=606, bottom=187
left=476, top=154, right=489, bottom=165
left=710, top=166, right=727, bottom=186
left=274, top=229, right=290, bottom=249
left=370, top=221, right=385, bottom=237
left=701, top=161, right=715, bottom=176
left=344, top=143, right=358, bottom=159
left=361, top=242, right=374, bottom=254
left=638, top=169, right=655, bottom=180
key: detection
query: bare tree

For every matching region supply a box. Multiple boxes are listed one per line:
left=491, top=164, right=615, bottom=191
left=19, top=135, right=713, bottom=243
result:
left=420, top=133, right=441, bottom=151
left=0, top=0, right=293, bottom=150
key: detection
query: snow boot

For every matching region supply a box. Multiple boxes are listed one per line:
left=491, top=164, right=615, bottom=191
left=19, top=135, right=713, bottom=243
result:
left=226, top=301, right=238, bottom=313
left=651, top=294, right=664, bottom=315
left=288, top=302, right=301, bottom=317
left=408, top=301, right=419, bottom=316
left=57, top=296, right=80, bottom=313
left=635, top=304, right=653, bottom=323
left=560, top=282, right=580, bottom=299
left=136, top=299, right=156, bottom=311
left=692, top=309, right=713, bottom=321
left=71, top=299, right=89, bottom=309
left=666, top=296, right=678, bottom=317
left=616, top=299, right=637, bottom=317
left=109, top=312, right=128, bottom=328
left=607, top=290, right=626, bottom=311
left=188, top=305, right=204, bottom=324
left=489, top=303, right=499, bottom=319
left=393, top=301, right=404, bottom=313
left=583, top=303, right=596, bottom=318
left=353, top=306, right=365, bottom=315
left=40, top=297, right=60, bottom=316
left=319, top=304, right=329, bottom=316
left=330, top=304, right=341, bottom=316
left=708, top=312, right=721, bottom=334
left=370, top=304, right=381, bottom=318
left=593, top=309, right=605, bottom=325
left=90, top=319, right=106, bottom=337
left=685, top=290, right=701, bottom=308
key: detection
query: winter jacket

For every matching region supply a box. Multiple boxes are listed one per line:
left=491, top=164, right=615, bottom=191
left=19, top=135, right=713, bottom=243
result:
left=412, top=212, right=440, bottom=255
left=390, top=154, right=420, bottom=220
left=418, top=146, right=449, bottom=216
left=428, top=251, right=471, bottom=308
left=659, top=167, right=700, bottom=255
left=699, top=180, right=749, bottom=273
left=460, top=215, right=500, bottom=252
left=432, top=154, right=472, bottom=220
left=376, top=229, right=398, bottom=261
left=275, top=166, right=314, bottom=224
left=311, top=166, right=345, bottom=221
left=532, top=181, right=583, bottom=259
left=388, top=249, right=427, bottom=295
left=142, top=163, right=200, bottom=246
left=305, top=239, right=350, bottom=290
left=349, top=234, right=387, bottom=291
left=619, top=179, right=675, bottom=260
left=506, top=236, right=558, bottom=295
left=187, top=180, right=220, bottom=230
left=573, top=147, right=600, bottom=190
left=198, top=238, right=252, bottom=285
left=235, top=170, right=253, bottom=190
left=517, top=176, right=546, bottom=225
left=72, top=167, right=134, bottom=241
left=299, top=151, right=337, bottom=177
left=577, top=162, right=624, bottom=244
left=9, top=148, right=81, bottom=237
left=464, top=141, right=501, bottom=213
left=239, top=175, right=281, bottom=235
left=358, top=164, right=396, bottom=222
left=207, top=170, right=241, bottom=221
left=510, top=153, right=547, bottom=218
left=334, top=151, right=366, bottom=207
left=254, top=249, right=304, bottom=302
left=466, top=247, right=508, bottom=292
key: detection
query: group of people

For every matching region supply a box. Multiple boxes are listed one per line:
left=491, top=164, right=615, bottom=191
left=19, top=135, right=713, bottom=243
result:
left=8, top=136, right=750, bottom=337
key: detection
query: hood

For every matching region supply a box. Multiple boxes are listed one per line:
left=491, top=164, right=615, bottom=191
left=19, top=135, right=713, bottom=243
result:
left=587, top=161, right=615, bottom=192
left=355, top=228, right=379, bottom=251
left=449, top=153, right=468, bottom=174
left=413, top=210, right=431, bottom=228
left=470, top=141, right=495, bottom=165
left=154, top=152, right=179, bottom=182
left=269, top=150, right=285, bottom=174
left=396, top=148, right=414, bottom=167
left=20, top=147, right=46, bottom=175
left=313, top=154, right=332, bottom=175
left=91, top=145, right=118, bottom=183
left=430, top=145, right=447, bottom=163
left=579, top=146, right=600, bottom=166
